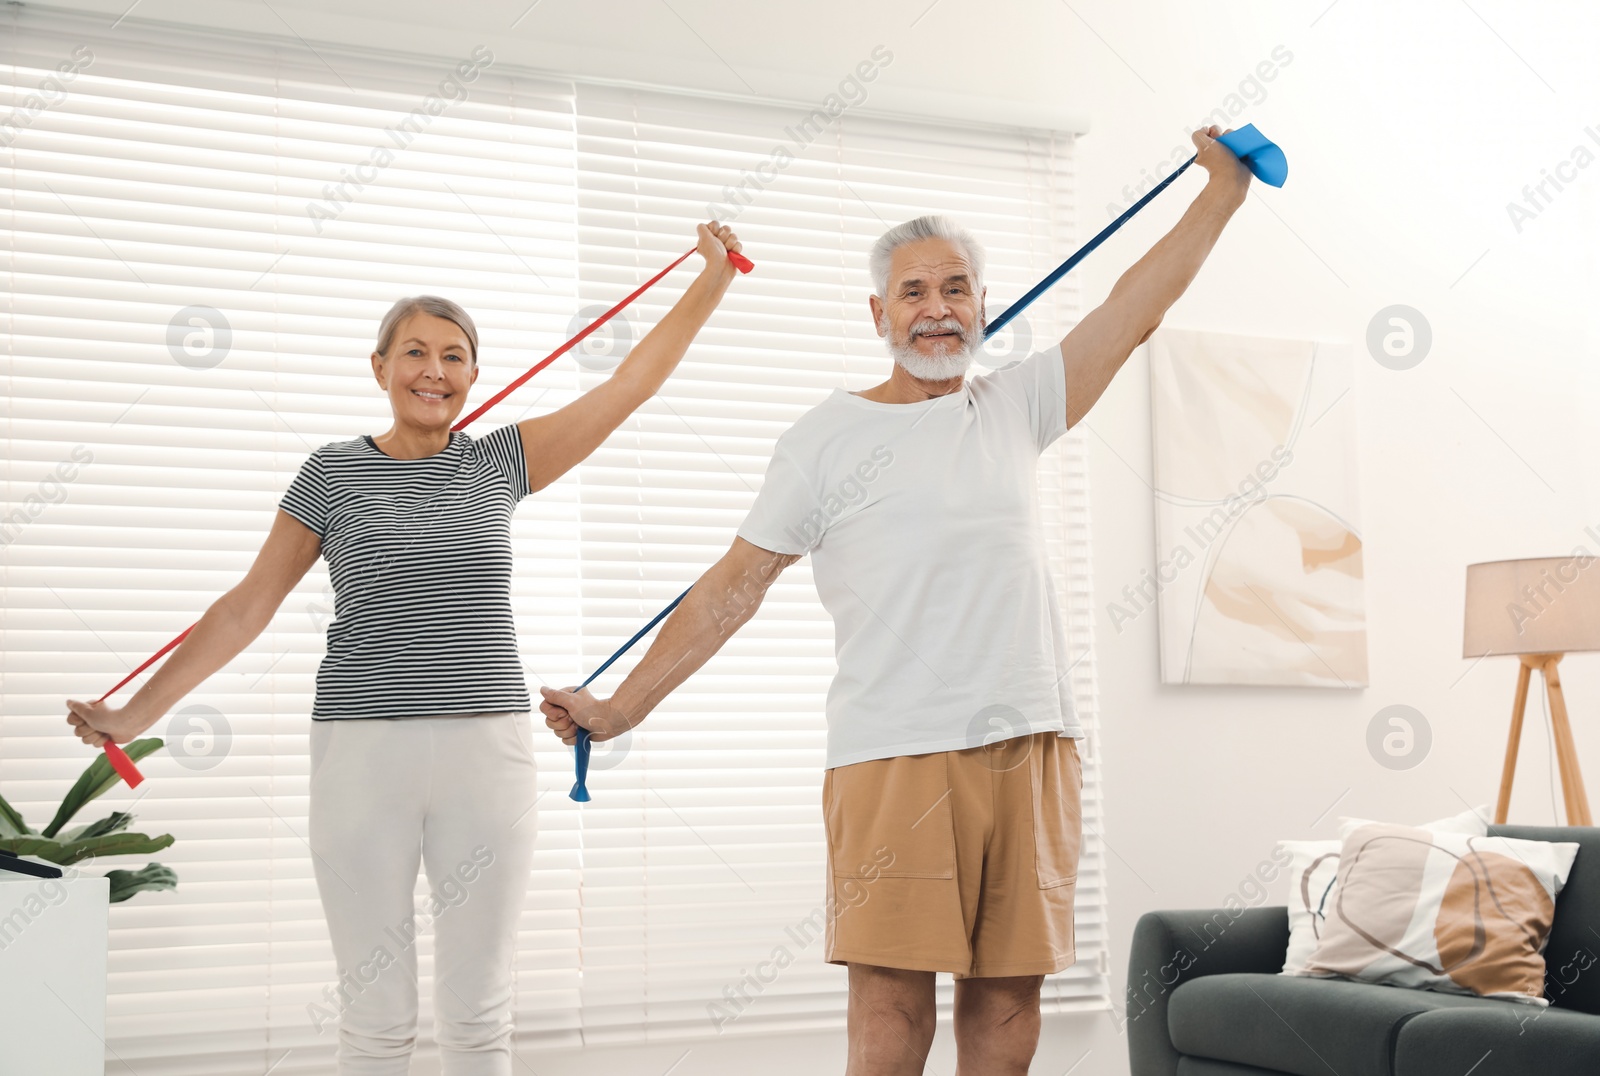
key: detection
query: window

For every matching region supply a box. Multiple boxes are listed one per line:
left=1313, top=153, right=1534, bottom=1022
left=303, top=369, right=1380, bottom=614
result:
left=1, top=6, right=1104, bottom=1069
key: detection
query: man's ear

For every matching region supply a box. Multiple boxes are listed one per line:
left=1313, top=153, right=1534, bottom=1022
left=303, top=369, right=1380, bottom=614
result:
left=868, top=294, right=886, bottom=337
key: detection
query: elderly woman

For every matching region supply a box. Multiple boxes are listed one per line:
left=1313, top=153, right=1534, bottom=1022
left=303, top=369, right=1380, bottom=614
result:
left=65, top=221, right=744, bottom=1076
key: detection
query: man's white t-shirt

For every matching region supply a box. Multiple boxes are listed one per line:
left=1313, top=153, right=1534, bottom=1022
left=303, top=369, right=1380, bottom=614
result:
left=737, top=346, right=1085, bottom=769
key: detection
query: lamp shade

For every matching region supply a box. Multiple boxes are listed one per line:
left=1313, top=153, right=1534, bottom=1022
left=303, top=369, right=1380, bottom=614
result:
left=1463, top=556, right=1600, bottom=658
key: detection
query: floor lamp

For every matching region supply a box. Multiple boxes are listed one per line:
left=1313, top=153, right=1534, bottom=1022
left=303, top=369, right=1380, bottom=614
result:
left=1464, top=557, right=1598, bottom=826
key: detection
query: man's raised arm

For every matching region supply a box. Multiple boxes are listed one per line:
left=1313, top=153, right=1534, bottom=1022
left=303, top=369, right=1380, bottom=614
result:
left=1059, top=123, right=1252, bottom=429
left=540, top=536, right=801, bottom=743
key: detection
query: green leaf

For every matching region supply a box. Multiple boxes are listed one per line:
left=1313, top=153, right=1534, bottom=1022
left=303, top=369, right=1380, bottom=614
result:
left=0, top=792, right=32, bottom=837
left=106, top=863, right=177, bottom=903
left=59, top=811, right=134, bottom=843
left=41, top=738, right=164, bottom=839
left=0, top=830, right=175, bottom=866
left=58, top=831, right=176, bottom=867
left=0, top=836, right=63, bottom=861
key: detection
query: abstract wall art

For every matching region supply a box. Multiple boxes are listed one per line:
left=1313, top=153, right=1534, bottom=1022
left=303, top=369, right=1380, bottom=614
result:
left=1144, top=327, right=1367, bottom=687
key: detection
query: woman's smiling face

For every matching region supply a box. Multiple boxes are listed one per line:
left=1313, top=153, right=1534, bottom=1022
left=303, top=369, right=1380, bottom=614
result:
left=372, top=311, right=479, bottom=429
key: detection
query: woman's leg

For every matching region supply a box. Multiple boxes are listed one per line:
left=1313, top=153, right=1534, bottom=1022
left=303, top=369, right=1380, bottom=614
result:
left=422, top=712, right=539, bottom=1076
left=308, top=717, right=431, bottom=1075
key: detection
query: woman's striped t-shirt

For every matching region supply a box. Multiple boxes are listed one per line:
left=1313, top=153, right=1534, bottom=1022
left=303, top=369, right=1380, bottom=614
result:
left=277, top=423, right=534, bottom=719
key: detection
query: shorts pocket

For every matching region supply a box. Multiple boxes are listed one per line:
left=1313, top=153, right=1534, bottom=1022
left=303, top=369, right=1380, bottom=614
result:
left=1033, top=734, right=1082, bottom=889
left=825, top=752, right=955, bottom=880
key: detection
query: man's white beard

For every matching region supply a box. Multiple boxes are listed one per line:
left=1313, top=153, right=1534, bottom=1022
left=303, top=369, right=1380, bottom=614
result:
left=882, top=314, right=981, bottom=381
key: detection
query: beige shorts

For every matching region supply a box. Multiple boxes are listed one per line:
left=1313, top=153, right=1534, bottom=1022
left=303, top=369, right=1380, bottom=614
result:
left=821, top=731, right=1083, bottom=979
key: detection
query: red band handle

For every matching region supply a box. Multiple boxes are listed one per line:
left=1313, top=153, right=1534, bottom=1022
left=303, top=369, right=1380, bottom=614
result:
left=90, top=623, right=195, bottom=786
left=103, top=743, right=144, bottom=788
left=727, top=250, right=754, bottom=274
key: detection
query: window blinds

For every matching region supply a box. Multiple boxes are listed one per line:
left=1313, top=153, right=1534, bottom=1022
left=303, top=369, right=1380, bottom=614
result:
left=0, top=7, right=1105, bottom=1071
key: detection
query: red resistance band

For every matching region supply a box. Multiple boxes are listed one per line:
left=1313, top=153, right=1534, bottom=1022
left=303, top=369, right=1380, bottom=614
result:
left=91, top=245, right=753, bottom=787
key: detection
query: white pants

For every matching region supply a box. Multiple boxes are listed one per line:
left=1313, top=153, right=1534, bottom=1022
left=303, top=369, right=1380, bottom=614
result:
left=308, top=712, right=539, bottom=1076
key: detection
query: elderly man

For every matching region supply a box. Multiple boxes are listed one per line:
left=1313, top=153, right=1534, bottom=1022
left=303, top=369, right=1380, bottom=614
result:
left=541, top=125, right=1250, bottom=1075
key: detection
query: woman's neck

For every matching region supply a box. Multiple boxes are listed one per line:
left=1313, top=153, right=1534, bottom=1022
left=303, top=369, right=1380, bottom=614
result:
left=371, top=424, right=452, bottom=459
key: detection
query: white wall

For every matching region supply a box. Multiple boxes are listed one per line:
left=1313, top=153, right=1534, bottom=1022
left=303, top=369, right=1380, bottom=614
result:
left=1071, top=4, right=1600, bottom=1074
left=32, top=1, right=1600, bottom=1072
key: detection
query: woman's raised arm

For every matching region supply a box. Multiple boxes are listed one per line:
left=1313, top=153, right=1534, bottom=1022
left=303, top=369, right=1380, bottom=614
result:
left=66, top=509, right=322, bottom=747
left=515, top=221, right=743, bottom=493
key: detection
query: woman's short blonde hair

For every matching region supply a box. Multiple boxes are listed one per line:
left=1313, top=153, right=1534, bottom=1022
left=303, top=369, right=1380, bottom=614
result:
left=375, top=295, right=479, bottom=365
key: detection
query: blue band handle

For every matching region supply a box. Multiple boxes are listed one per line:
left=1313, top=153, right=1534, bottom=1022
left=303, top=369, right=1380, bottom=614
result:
left=568, top=124, right=1284, bottom=801
left=568, top=585, right=692, bottom=801
left=1216, top=123, right=1288, bottom=188
left=986, top=124, right=1284, bottom=340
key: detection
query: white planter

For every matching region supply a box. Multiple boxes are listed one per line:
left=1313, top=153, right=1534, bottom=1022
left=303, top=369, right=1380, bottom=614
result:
left=0, top=871, right=109, bottom=1076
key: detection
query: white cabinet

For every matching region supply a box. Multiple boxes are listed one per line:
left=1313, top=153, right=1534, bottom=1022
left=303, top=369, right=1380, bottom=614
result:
left=0, top=873, right=109, bottom=1076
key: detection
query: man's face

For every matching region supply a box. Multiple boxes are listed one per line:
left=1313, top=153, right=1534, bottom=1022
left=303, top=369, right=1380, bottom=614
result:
left=869, top=237, right=986, bottom=378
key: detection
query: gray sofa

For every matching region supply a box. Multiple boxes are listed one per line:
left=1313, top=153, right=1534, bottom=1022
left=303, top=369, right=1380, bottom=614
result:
left=1126, top=824, right=1600, bottom=1076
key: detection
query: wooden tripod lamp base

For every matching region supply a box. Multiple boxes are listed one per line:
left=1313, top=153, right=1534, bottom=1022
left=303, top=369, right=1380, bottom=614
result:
left=1465, top=557, right=1600, bottom=828
left=1494, top=653, right=1592, bottom=826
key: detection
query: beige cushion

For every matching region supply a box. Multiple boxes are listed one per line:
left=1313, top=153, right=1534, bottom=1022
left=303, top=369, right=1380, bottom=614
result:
left=1297, top=820, right=1580, bottom=1004
left=1278, top=806, right=1488, bottom=975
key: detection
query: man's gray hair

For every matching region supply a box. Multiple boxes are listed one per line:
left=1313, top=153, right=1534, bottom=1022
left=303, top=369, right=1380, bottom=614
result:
left=868, top=214, right=985, bottom=299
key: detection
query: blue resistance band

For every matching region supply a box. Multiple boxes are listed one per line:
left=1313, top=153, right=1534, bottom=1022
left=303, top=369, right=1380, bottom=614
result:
left=568, top=586, right=691, bottom=801
left=567, top=124, right=1286, bottom=801
left=986, top=124, right=1287, bottom=337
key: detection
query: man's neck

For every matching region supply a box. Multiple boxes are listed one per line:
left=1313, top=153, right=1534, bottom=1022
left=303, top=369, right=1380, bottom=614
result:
left=854, top=364, right=966, bottom=404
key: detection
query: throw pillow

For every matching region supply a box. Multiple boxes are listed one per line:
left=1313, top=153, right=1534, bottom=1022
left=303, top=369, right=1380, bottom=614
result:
left=1298, top=821, right=1580, bottom=1004
left=1278, top=806, right=1488, bottom=974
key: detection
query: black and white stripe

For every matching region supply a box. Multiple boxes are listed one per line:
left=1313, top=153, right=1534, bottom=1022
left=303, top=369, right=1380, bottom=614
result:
left=278, top=423, right=533, bottom=719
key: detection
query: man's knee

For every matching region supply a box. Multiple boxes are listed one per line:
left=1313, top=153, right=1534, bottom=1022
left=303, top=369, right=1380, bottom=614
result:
left=878, top=994, right=937, bottom=1040
left=849, top=963, right=937, bottom=1037
left=955, top=974, right=1044, bottom=1030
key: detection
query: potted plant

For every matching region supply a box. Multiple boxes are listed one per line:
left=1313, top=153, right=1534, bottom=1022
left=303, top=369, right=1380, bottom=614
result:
left=0, top=739, right=176, bottom=901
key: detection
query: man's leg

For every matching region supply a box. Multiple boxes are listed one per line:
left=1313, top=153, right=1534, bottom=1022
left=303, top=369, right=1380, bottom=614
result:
left=952, top=974, right=1045, bottom=1075
left=846, top=963, right=937, bottom=1076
